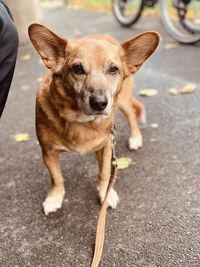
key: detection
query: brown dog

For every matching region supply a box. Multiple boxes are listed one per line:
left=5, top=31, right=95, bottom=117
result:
left=28, top=24, right=159, bottom=215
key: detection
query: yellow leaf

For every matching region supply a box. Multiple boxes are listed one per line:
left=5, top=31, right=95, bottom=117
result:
left=180, top=83, right=197, bottom=94
left=20, top=54, right=31, bottom=61
left=116, top=157, right=132, bottom=170
left=165, top=43, right=179, bottom=49
left=168, top=88, right=179, bottom=95
left=14, top=133, right=29, bottom=142
left=139, top=89, right=158, bottom=97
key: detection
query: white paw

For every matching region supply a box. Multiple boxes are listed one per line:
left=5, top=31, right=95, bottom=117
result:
left=128, top=136, right=143, bottom=150
left=43, top=195, right=64, bottom=215
left=99, top=188, right=119, bottom=209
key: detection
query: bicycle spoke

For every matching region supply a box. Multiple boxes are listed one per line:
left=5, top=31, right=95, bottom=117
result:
left=160, top=0, right=200, bottom=44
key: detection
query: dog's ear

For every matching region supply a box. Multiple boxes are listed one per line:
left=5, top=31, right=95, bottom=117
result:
left=28, top=23, right=67, bottom=70
left=121, top=32, right=159, bottom=74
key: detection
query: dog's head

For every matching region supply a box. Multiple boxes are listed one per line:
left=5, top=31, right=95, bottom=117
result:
left=28, top=24, right=159, bottom=118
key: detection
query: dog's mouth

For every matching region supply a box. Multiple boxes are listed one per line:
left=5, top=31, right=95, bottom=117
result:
left=85, top=109, right=110, bottom=116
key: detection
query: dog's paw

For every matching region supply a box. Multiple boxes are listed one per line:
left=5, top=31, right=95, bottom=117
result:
left=128, top=136, right=143, bottom=150
left=99, top=188, right=119, bottom=209
left=43, top=194, right=64, bottom=215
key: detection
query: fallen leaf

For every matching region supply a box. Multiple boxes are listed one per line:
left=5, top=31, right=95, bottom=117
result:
left=139, top=89, right=158, bottom=97
left=20, top=54, right=31, bottom=61
left=168, top=88, right=179, bottom=95
left=116, top=157, right=132, bottom=170
left=165, top=43, right=179, bottom=49
left=150, top=123, right=158, bottom=129
left=14, top=133, right=29, bottom=142
left=180, top=83, right=197, bottom=94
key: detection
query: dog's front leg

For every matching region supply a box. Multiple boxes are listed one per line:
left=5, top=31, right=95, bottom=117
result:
left=42, top=150, right=65, bottom=215
left=96, top=140, right=119, bottom=209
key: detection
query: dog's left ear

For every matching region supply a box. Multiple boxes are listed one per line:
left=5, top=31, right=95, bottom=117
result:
left=28, top=23, right=67, bottom=70
left=122, top=32, right=159, bottom=74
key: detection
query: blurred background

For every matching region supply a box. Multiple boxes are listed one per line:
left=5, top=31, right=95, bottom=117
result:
left=5, top=0, right=200, bottom=45
left=0, top=1, right=200, bottom=267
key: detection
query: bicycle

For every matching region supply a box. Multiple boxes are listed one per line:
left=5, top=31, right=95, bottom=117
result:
left=112, top=0, right=200, bottom=44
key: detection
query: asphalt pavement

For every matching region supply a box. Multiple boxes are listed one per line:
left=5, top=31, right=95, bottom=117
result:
left=0, top=4, right=200, bottom=267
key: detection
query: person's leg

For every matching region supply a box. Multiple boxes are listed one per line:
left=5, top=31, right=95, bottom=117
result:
left=0, top=1, right=18, bottom=118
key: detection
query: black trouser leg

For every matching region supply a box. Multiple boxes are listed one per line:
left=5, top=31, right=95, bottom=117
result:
left=0, top=2, right=18, bottom=118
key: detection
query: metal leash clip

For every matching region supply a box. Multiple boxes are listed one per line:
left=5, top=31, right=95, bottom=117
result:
left=110, top=124, right=118, bottom=169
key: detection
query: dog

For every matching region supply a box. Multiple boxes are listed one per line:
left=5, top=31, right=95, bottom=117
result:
left=28, top=24, right=159, bottom=215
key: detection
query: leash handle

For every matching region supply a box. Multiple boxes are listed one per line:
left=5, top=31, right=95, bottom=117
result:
left=91, top=137, right=117, bottom=267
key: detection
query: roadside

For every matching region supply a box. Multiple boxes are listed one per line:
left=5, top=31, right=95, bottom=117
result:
left=0, top=4, right=200, bottom=267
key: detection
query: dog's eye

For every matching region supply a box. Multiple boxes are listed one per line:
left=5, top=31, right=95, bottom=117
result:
left=109, top=65, right=119, bottom=75
left=71, top=63, right=85, bottom=75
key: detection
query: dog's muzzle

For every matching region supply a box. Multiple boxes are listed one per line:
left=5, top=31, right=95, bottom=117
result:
left=89, top=93, right=108, bottom=112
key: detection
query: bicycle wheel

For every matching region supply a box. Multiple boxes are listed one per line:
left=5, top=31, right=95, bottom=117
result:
left=160, top=0, right=200, bottom=44
left=112, top=0, right=144, bottom=27
left=178, top=0, right=200, bottom=34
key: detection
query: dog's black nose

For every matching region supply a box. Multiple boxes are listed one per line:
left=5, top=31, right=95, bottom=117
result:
left=89, top=94, right=108, bottom=112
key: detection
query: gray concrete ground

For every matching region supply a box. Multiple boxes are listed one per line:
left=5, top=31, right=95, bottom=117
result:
left=0, top=4, right=200, bottom=267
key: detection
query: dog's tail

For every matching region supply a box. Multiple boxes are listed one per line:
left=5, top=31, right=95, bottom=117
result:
left=132, top=98, right=146, bottom=124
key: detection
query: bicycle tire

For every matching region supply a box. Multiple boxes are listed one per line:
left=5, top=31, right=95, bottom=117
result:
left=180, top=18, right=200, bottom=34
left=160, top=0, right=200, bottom=44
left=112, top=0, right=144, bottom=27
left=178, top=0, right=200, bottom=34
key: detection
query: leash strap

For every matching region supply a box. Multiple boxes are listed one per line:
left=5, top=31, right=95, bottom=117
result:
left=91, top=128, right=117, bottom=267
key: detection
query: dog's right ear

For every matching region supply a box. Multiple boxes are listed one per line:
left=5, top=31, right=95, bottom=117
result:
left=28, top=23, right=67, bottom=70
left=121, top=32, right=159, bottom=75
